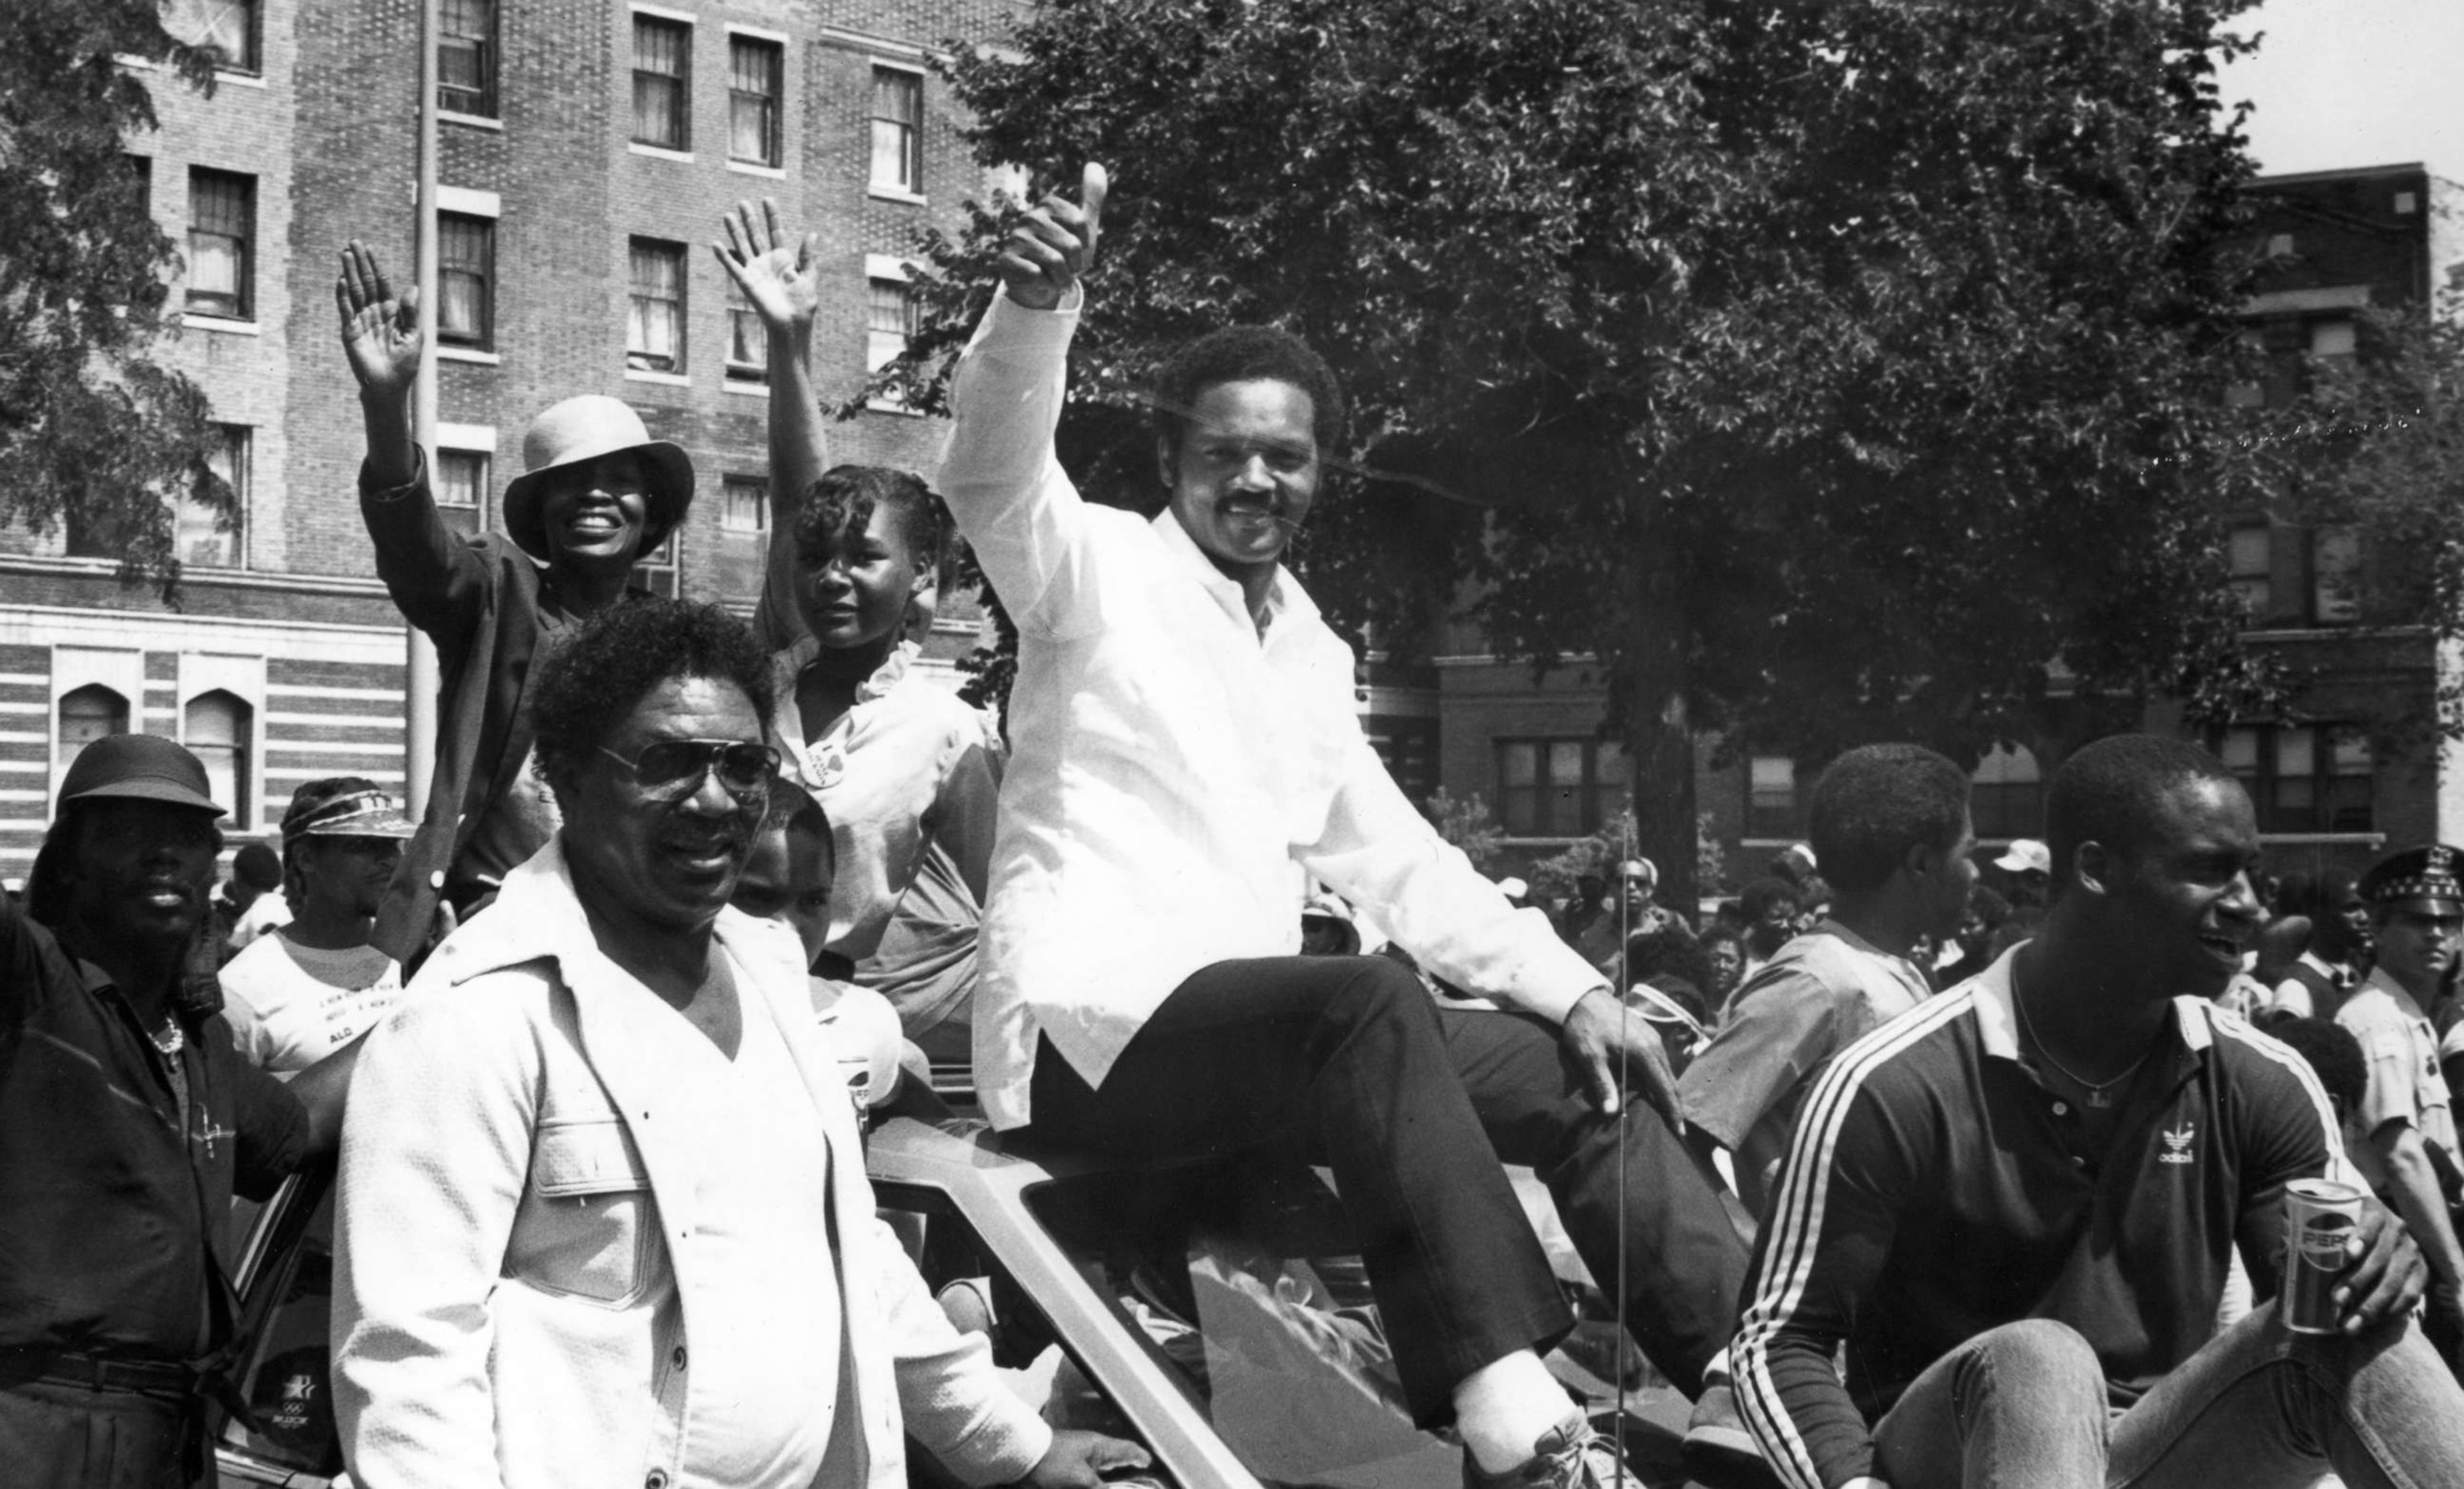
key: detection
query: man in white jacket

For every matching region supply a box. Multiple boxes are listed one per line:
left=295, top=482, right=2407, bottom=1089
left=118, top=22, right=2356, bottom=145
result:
left=942, top=165, right=1750, bottom=1488
left=332, top=598, right=1141, bottom=1488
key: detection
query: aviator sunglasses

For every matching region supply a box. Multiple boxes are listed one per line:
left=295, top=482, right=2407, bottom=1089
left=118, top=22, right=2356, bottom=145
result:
left=594, top=738, right=780, bottom=803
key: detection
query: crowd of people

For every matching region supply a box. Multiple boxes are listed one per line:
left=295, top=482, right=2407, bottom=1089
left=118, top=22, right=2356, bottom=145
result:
left=5, top=164, right=2464, bottom=1489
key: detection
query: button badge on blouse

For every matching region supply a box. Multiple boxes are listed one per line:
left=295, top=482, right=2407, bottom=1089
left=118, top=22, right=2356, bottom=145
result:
left=805, top=742, right=847, bottom=791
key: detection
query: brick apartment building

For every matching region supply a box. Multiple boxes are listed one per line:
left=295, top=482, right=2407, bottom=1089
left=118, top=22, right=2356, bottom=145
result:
left=0, top=0, right=1013, bottom=880
left=6, top=14, right=2457, bottom=903
left=1424, top=162, right=2464, bottom=890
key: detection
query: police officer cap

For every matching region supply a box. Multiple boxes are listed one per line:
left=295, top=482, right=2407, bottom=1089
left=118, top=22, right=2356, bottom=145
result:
left=2358, top=844, right=2464, bottom=912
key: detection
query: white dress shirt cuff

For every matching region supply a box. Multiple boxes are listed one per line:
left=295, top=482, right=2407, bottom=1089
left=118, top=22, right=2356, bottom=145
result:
left=1515, top=970, right=1604, bottom=1026
left=983, top=282, right=1084, bottom=346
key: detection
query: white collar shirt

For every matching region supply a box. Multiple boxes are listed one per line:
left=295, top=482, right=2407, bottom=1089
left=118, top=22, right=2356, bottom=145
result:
left=766, top=637, right=1003, bottom=963
left=939, top=289, right=1604, bottom=1128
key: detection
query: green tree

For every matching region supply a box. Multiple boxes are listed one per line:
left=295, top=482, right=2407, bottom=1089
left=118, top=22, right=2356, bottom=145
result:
left=1420, top=787, right=1506, bottom=875
left=886, top=0, right=2279, bottom=906
left=2274, top=299, right=2464, bottom=734
left=0, top=0, right=231, bottom=598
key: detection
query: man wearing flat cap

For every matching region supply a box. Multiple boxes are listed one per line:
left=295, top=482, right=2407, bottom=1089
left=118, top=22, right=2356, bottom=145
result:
left=2339, top=844, right=2464, bottom=1363
left=219, top=777, right=419, bottom=1074
left=0, top=735, right=352, bottom=1486
left=335, top=241, right=697, bottom=962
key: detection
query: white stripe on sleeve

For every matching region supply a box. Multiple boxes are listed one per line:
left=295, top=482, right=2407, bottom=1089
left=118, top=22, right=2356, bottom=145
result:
left=1731, top=990, right=1976, bottom=1489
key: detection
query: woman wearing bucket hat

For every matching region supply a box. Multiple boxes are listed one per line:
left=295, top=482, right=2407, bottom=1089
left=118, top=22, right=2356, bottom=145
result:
left=335, top=241, right=696, bottom=963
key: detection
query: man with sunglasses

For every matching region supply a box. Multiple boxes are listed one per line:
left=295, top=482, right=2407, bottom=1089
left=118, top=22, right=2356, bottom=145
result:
left=334, top=599, right=1141, bottom=1489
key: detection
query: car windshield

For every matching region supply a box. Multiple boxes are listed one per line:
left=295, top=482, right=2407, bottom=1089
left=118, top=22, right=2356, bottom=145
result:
left=1022, top=1158, right=1461, bottom=1489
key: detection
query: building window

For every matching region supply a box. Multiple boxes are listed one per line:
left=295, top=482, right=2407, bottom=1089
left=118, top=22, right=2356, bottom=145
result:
left=2308, top=318, right=2357, bottom=361
left=866, top=273, right=916, bottom=404
left=1970, top=742, right=2043, bottom=841
left=436, top=213, right=493, bottom=350
left=439, top=0, right=496, bottom=116
left=2220, top=724, right=2373, bottom=835
left=727, top=36, right=783, bottom=168
left=631, top=14, right=691, bottom=151
left=184, top=690, right=251, bottom=827
left=720, top=476, right=766, bottom=535
left=1497, top=738, right=1626, bottom=838
left=436, top=448, right=490, bottom=536
left=869, top=67, right=923, bottom=195
left=626, top=238, right=685, bottom=373
left=175, top=424, right=249, bottom=568
left=1366, top=717, right=1440, bottom=805
left=186, top=168, right=254, bottom=319
left=634, top=530, right=681, bottom=598
left=58, top=686, right=129, bottom=767
left=724, top=277, right=764, bottom=382
left=2311, top=525, right=2361, bottom=624
left=2227, top=523, right=2272, bottom=617
left=164, top=0, right=259, bottom=72
left=1746, top=755, right=1797, bottom=839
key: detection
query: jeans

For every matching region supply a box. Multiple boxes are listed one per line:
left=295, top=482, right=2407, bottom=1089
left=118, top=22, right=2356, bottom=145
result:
left=1023, top=955, right=1749, bottom=1423
left=1870, top=1301, right=2464, bottom=1489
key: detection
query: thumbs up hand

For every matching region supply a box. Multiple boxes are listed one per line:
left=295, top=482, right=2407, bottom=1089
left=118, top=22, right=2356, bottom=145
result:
left=998, top=163, right=1108, bottom=312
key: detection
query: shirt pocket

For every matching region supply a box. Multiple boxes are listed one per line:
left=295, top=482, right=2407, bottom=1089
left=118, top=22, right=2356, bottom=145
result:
left=509, top=1118, right=659, bottom=1308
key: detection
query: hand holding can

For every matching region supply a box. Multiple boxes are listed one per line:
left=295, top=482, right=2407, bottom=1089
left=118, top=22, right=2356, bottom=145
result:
left=2282, top=1179, right=2365, bottom=1334
left=2286, top=1179, right=2430, bottom=1335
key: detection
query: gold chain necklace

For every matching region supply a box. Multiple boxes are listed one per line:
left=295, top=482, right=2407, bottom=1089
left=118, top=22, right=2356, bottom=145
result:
left=2014, top=974, right=2146, bottom=1109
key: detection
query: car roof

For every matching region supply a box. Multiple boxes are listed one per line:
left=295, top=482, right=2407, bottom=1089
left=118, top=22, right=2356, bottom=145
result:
left=865, top=1115, right=1234, bottom=1191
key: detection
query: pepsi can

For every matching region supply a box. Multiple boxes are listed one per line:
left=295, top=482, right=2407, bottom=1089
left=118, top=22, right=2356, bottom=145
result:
left=2282, top=1177, right=2365, bottom=1335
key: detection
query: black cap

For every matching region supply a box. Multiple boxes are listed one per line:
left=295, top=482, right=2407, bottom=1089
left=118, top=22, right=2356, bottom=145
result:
left=56, top=734, right=225, bottom=818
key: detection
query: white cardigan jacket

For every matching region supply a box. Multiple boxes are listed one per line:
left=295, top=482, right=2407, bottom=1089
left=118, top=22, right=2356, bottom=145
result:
left=332, top=840, right=1052, bottom=1488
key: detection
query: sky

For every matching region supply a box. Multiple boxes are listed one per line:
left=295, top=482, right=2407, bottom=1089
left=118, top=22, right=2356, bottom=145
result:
left=2219, top=0, right=2464, bottom=181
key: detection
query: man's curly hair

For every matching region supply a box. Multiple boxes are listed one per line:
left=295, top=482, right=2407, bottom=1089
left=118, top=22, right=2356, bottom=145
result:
left=791, top=464, right=950, bottom=573
left=529, top=598, right=775, bottom=791
left=1149, top=326, right=1348, bottom=463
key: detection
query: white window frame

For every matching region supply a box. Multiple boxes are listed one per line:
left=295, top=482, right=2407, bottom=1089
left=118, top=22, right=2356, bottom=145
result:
left=723, top=25, right=788, bottom=174
left=867, top=60, right=927, bottom=202
left=48, top=648, right=145, bottom=811
left=178, top=653, right=266, bottom=833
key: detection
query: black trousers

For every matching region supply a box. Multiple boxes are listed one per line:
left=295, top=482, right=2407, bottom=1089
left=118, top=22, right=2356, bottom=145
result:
left=0, top=1380, right=201, bottom=1489
left=1024, top=954, right=1748, bottom=1424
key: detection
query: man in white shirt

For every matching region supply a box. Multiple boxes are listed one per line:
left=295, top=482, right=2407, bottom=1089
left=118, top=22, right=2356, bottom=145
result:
left=940, top=165, right=1749, bottom=1487
left=221, top=840, right=290, bottom=953
left=220, top=778, right=415, bottom=1074
left=2272, top=867, right=2371, bottom=1021
left=2336, top=846, right=2464, bottom=1362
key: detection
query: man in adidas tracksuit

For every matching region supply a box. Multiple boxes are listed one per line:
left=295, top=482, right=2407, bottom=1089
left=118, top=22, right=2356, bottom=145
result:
left=1730, top=734, right=2464, bottom=1489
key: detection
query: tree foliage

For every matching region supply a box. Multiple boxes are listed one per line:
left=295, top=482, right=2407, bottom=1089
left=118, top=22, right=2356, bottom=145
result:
left=1420, top=787, right=1506, bottom=875
left=0, top=0, right=230, bottom=599
left=2274, top=298, right=2464, bottom=733
left=886, top=0, right=2282, bottom=902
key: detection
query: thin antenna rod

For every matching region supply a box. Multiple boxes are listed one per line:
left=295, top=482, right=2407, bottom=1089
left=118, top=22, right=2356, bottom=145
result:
left=1614, top=815, right=1634, bottom=1472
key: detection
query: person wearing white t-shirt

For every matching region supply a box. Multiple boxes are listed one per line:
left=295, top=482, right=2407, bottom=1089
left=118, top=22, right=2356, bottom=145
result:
left=221, top=778, right=416, bottom=1074
left=221, top=840, right=292, bottom=953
